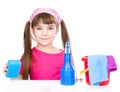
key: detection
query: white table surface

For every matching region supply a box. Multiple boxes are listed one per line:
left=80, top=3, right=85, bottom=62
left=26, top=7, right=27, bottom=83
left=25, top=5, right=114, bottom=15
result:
left=0, top=71, right=119, bottom=92
left=0, top=79, right=118, bottom=92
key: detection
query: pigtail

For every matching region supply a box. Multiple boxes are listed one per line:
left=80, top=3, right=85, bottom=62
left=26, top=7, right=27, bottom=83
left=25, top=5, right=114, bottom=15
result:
left=60, top=20, right=75, bottom=67
left=21, top=21, right=32, bottom=80
left=61, top=20, right=70, bottom=49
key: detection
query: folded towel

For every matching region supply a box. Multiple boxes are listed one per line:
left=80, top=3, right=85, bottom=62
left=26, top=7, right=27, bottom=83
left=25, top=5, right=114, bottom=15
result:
left=107, top=55, right=117, bottom=72
left=88, top=55, right=108, bottom=86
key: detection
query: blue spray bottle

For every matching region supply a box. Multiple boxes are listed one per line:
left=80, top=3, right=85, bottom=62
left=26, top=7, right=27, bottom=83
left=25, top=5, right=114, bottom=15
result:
left=60, top=42, right=75, bottom=85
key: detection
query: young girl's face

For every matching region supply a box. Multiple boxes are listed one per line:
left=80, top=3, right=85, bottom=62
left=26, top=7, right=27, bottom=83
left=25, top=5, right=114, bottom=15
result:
left=33, top=21, right=57, bottom=47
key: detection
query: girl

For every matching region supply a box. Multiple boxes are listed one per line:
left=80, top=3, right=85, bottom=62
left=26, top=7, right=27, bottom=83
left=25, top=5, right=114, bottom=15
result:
left=3, top=8, right=75, bottom=80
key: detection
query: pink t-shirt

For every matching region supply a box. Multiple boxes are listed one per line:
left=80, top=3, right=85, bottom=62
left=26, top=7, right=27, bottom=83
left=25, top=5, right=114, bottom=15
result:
left=20, top=47, right=64, bottom=80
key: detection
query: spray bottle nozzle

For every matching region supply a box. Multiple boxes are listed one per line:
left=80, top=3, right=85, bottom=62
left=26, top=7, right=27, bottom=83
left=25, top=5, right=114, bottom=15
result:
left=65, top=42, right=70, bottom=53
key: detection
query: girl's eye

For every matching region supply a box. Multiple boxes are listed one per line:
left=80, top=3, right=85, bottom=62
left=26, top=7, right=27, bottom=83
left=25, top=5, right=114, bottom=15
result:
left=36, top=28, right=42, bottom=30
left=48, top=27, right=54, bottom=30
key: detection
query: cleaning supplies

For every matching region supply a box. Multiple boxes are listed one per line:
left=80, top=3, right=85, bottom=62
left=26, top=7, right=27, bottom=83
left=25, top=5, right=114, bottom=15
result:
left=6, top=60, right=21, bottom=78
left=81, top=55, right=110, bottom=86
left=60, top=42, right=75, bottom=85
left=88, top=55, right=108, bottom=86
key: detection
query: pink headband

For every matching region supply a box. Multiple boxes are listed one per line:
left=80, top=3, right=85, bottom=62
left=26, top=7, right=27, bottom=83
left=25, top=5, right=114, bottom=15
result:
left=29, top=8, right=62, bottom=24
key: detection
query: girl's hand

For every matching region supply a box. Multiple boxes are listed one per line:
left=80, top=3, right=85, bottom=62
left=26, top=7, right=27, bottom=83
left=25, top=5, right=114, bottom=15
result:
left=2, top=63, right=8, bottom=75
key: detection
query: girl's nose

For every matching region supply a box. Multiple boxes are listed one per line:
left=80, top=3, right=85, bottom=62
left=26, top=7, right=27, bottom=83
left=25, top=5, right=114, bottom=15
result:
left=42, top=29, right=48, bottom=35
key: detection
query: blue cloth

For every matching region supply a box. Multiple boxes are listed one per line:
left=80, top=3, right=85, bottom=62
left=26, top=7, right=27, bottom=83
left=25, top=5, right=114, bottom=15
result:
left=88, top=55, right=108, bottom=86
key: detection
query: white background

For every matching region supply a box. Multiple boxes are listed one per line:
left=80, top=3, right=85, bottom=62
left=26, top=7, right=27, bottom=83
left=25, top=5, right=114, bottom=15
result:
left=0, top=0, right=120, bottom=85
